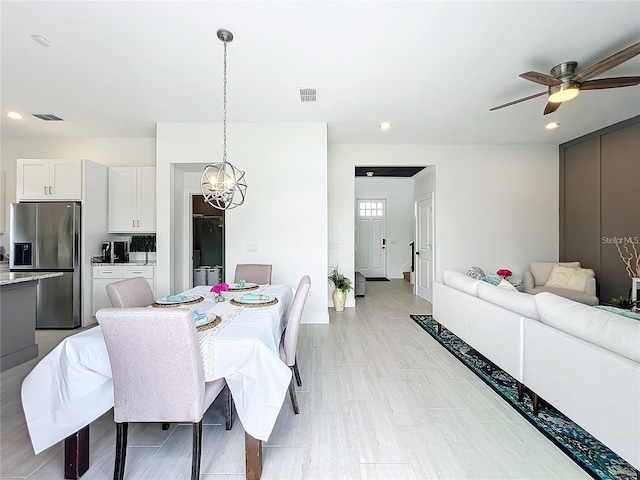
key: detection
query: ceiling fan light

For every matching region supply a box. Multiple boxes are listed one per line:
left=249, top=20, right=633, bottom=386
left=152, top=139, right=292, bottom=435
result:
left=548, top=84, right=580, bottom=103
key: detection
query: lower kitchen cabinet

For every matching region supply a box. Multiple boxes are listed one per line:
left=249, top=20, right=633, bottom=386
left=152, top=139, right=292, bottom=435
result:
left=92, top=265, right=155, bottom=316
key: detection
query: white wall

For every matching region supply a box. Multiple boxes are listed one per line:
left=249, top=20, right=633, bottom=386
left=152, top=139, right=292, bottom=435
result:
left=156, top=123, right=329, bottom=324
left=0, top=137, right=156, bottom=251
left=329, top=144, right=559, bottom=302
left=355, top=177, right=415, bottom=278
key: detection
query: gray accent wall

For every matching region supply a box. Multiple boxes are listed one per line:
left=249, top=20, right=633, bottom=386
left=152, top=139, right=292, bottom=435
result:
left=560, top=115, right=640, bottom=303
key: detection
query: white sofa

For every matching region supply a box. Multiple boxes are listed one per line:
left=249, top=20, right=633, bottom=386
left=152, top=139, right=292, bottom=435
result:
left=433, top=269, right=640, bottom=471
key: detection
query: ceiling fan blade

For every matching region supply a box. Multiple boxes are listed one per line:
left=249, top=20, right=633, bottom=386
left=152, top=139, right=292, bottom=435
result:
left=580, top=76, right=640, bottom=90
left=573, top=42, right=640, bottom=83
left=543, top=102, right=561, bottom=115
left=489, top=91, right=547, bottom=111
left=520, top=71, right=562, bottom=86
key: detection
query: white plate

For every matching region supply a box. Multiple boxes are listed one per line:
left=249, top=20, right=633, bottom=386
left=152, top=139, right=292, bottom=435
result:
left=234, top=295, right=271, bottom=304
left=155, top=295, right=203, bottom=305
left=228, top=282, right=258, bottom=290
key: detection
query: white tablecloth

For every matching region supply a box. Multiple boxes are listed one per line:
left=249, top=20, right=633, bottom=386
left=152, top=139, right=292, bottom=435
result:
left=22, top=284, right=292, bottom=454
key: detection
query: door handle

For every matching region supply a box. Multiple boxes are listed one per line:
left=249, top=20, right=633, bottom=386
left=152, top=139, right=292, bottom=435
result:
left=381, top=238, right=386, bottom=250
left=49, top=186, right=53, bottom=195
left=133, top=220, right=136, bottom=227
left=416, top=251, right=420, bottom=255
left=137, top=220, right=140, bottom=227
left=44, top=186, right=48, bottom=195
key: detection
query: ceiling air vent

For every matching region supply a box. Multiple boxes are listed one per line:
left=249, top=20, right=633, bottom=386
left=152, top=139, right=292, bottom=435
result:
left=298, top=87, right=317, bottom=103
left=32, top=113, right=65, bottom=121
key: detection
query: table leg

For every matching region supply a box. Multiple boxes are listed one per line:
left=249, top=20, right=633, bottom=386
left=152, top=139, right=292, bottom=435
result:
left=64, top=425, right=89, bottom=479
left=245, top=432, right=262, bottom=480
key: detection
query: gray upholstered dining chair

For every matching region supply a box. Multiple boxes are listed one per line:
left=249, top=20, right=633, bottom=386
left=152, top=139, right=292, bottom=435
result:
left=279, top=275, right=311, bottom=414
left=234, top=264, right=273, bottom=284
left=96, top=307, right=226, bottom=480
left=106, top=276, right=155, bottom=308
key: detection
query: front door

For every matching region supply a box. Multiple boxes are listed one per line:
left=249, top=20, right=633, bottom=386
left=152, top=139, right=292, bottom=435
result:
left=355, top=198, right=386, bottom=278
left=416, top=193, right=434, bottom=302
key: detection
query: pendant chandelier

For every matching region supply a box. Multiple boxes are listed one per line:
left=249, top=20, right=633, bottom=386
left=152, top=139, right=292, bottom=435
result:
left=201, top=29, right=247, bottom=210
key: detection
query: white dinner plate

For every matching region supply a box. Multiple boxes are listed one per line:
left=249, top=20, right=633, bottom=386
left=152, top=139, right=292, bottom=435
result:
left=155, top=294, right=203, bottom=305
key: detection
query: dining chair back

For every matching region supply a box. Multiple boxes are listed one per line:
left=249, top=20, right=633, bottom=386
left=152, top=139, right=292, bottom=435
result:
left=234, top=264, right=272, bottom=284
left=96, top=307, right=225, bottom=480
left=106, top=276, right=155, bottom=308
left=279, top=275, right=311, bottom=414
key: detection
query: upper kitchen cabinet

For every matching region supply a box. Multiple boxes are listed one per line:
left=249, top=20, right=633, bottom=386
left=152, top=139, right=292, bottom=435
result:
left=16, top=159, right=82, bottom=201
left=108, top=167, right=156, bottom=233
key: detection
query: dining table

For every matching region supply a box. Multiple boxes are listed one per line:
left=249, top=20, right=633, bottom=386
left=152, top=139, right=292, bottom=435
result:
left=21, top=283, right=293, bottom=480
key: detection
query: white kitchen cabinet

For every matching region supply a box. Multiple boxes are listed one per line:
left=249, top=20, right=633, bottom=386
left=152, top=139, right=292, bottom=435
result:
left=16, top=159, right=82, bottom=201
left=108, top=167, right=156, bottom=233
left=92, top=265, right=155, bottom=316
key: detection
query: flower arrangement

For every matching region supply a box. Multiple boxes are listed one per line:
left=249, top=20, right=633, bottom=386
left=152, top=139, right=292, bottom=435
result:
left=211, top=283, right=229, bottom=294
left=328, top=264, right=352, bottom=292
left=496, top=269, right=512, bottom=279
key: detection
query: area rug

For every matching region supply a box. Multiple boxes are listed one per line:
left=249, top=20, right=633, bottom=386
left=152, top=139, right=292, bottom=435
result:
left=410, top=314, right=636, bottom=480
left=365, top=277, right=390, bottom=281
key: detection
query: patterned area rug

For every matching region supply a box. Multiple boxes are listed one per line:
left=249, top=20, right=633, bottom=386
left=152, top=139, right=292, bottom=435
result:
left=410, top=314, right=636, bottom=480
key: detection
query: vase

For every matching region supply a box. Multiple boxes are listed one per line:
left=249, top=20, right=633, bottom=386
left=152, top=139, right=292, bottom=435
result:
left=215, top=293, right=225, bottom=303
left=333, top=289, right=346, bottom=312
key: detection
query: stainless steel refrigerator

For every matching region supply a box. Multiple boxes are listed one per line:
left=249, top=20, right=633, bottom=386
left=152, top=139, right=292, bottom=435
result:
left=10, top=202, right=81, bottom=328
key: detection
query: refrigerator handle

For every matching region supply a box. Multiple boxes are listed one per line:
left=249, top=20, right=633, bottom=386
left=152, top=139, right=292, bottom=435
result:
left=73, top=204, right=81, bottom=269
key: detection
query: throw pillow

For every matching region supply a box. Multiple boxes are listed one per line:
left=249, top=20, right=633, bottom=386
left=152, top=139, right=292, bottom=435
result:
left=497, top=279, right=519, bottom=291
left=545, top=264, right=595, bottom=292
left=466, top=266, right=485, bottom=280
left=481, top=273, right=501, bottom=286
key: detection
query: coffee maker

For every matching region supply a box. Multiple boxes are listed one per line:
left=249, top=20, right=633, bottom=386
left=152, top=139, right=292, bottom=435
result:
left=102, top=241, right=129, bottom=263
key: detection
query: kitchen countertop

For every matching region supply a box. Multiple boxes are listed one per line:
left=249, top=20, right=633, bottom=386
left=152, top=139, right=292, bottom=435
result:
left=91, top=261, right=156, bottom=266
left=0, top=271, right=64, bottom=286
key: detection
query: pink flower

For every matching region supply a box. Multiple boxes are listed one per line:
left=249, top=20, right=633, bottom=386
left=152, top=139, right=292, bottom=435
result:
left=210, top=283, right=229, bottom=294
left=496, top=269, right=512, bottom=278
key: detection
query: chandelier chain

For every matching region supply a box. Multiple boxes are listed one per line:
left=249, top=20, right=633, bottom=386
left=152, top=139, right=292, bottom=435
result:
left=222, top=38, right=228, bottom=163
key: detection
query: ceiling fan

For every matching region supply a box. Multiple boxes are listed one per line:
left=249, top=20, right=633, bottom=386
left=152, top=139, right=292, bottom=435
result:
left=490, top=41, right=640, bottom=115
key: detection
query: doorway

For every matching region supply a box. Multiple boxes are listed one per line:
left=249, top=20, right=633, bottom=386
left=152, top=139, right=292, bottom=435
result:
left=191, top=195, right=225, bottom=287
left=355, top=198, right=387, bottom=278
left=415, top=193, right=434, bottom=302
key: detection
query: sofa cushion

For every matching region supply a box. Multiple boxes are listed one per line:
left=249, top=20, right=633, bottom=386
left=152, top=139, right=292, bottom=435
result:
left=534, top=292, right=640, bottom=363
left=545, top=265, right=595, bottom=292
left=443, top=269, right=480, bottom=296
left=527, top=286, right=599, bottom=306
left=477, top=281, right=539, bottom=320
left=530, top=261, right=580, bottom=286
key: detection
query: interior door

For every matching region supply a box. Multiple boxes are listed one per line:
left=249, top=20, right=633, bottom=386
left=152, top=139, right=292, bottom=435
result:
left=356, top=198, right=386, bottom=278
left=416, top=193, right=434, bottom=302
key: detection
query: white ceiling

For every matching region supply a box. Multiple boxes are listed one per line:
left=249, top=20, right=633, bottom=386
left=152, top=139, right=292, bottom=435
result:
left=1, top=1, right=639, bottom=145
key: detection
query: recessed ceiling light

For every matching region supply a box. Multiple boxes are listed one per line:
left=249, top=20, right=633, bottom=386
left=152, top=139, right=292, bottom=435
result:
left=380, top=121, right=392, bottom=130
left=7, top=111, right=23, bottom=120
left=546, top=121, right=560, bottom=130
left=31, top=34, right=52, bottom=47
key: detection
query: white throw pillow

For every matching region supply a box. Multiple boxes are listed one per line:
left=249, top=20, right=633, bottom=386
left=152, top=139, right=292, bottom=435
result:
left=497, top=279, right=519, bottom=291
left=544, top=265, right=595, bottom=292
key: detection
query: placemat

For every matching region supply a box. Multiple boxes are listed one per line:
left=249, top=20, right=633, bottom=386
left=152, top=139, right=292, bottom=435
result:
left=227, top=284, right=259, bottom=292
left=151, top=296, right=204, bottom=308
left=196, top=315, right=221, bottom=332
left=230, top=297, right=279, bottom=308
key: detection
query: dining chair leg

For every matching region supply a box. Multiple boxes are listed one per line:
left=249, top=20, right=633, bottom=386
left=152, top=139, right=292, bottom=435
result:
left=225, top=384, right=233, bottom=430
left=288, top=376, right=300, bottom=414
left=191, top=421, right=203, bottom=480
left=293, top=357, right=302, bottom=387
left=114, top=422, right=128, bottom=480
